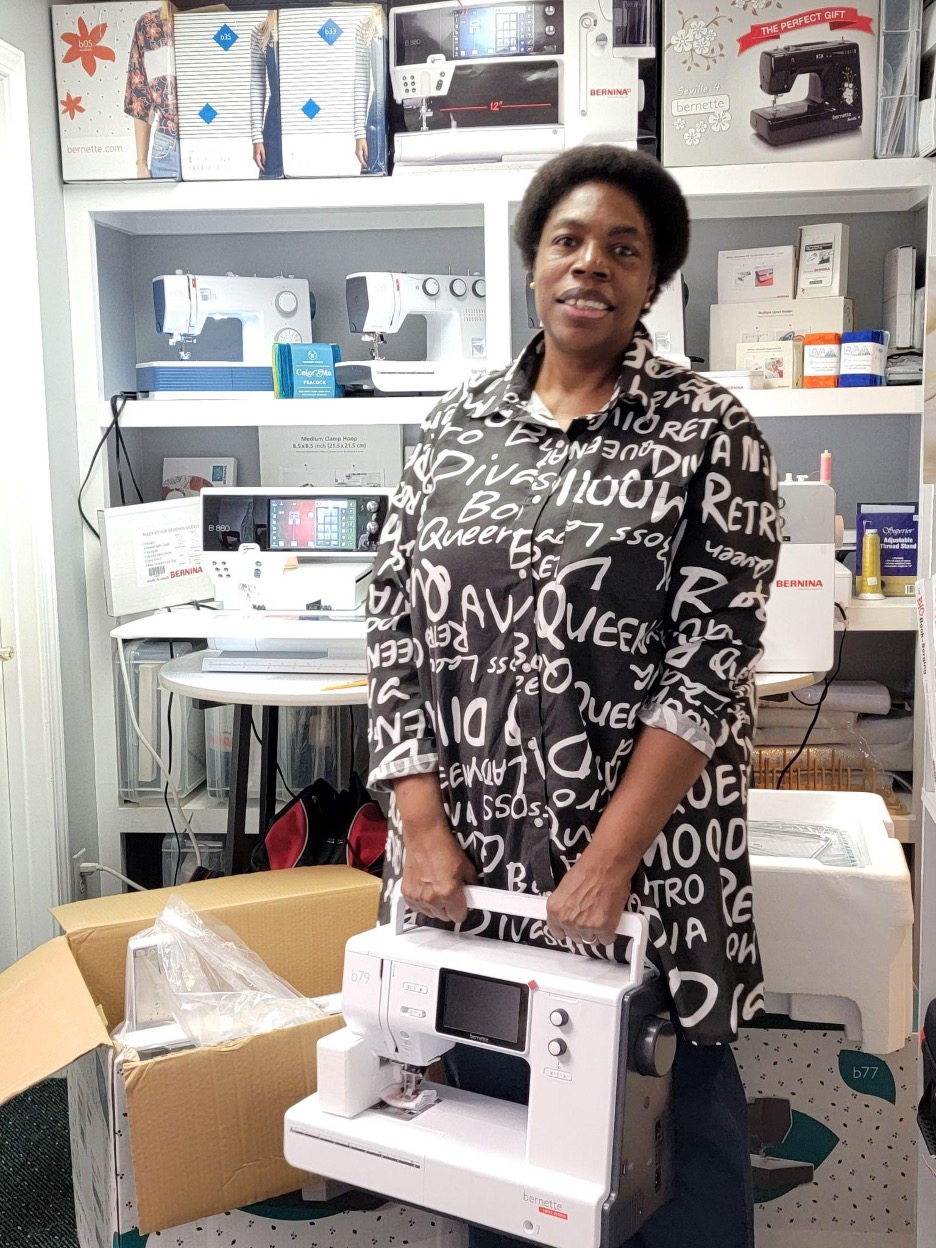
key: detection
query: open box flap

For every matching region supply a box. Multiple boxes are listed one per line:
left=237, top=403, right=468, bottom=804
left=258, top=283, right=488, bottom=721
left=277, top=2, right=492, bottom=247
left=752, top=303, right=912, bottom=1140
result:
left=0, top=936, right=111, bottom=1105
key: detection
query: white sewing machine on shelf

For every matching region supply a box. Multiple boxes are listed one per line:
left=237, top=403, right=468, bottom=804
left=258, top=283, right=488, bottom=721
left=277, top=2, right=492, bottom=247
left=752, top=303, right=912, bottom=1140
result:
left=136, top=272, right=314, bottom=397
left=285, top=887, right=675, bottom=1248
left=389, top=0, right=658, bottom=169
left=336, top=271, right=487, bottom=395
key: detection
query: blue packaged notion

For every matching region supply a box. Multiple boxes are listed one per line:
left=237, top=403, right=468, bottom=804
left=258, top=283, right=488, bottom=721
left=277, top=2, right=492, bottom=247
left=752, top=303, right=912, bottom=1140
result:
left=274, top=342, right=343, bottom=398
left=839, top=330, right=889, bottom=387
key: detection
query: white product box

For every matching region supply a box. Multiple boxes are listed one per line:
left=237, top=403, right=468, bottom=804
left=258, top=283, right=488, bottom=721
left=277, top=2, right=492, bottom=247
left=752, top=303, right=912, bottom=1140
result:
left=797, top=223, right=850, bottom=298
left=662, top=0, right=880, bottom=167
left=161, top=456, right=237, bottom=499
left=736, top=340, right=802, bottom=388
left=884, top=294, right=916, bottom=349
left=53, top=2, right=179, bottom=181
left=175, top=9, right=273, bottom=180
left=700, top=369, right=764, bottom=391
left=915, top=286, right=926, bottom=351
left=884, top=245, right=917, bottom=300
left=710, top=297, right=855, bottom=372
left=258, top=424, right=403, bottom=487
left=717, top=246, right=796, bottom=303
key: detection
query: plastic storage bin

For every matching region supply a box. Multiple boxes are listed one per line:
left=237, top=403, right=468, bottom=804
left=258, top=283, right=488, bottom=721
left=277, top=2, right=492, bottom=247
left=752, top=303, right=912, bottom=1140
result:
left=877, top=0, right=923, bottom=155
left=204, top=704, right=342, bottom=801
left=115, top=640, right=207, bottom=805
left=161, top=832, right=227, bottom=886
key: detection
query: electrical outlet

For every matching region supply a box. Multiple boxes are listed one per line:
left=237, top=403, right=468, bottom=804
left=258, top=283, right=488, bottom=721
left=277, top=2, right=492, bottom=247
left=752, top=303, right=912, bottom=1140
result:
left=72, top=848, right=87, bottom=899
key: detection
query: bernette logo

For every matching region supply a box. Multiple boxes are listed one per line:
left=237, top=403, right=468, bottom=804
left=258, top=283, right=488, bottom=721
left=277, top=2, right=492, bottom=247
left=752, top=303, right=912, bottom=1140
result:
left=590, top=87, right=631, bottom=96
left=776, top=578, right=824, bottom=588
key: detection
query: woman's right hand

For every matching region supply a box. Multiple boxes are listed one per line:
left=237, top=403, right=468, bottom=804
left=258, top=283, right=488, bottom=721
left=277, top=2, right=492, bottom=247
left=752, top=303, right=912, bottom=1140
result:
left=253, top=142, right=266, bottom=171
left=401, top=823, right=478, bottom=925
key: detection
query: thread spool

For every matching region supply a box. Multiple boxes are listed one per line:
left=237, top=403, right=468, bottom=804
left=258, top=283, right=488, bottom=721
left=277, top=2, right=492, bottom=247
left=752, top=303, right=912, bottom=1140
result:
left=858, top=527, right=886, bottom=600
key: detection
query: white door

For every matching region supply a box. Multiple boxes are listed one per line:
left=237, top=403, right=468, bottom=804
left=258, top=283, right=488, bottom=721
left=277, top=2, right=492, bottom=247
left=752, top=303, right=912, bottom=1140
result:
left=0, top=38, right=69, bottom=969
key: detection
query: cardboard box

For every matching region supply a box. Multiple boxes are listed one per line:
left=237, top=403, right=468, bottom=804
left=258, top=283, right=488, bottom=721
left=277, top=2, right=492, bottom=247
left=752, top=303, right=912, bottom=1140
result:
left=736, top=339, right=802, bottom=388
left=884, top=245, right=917, bottom=300
left=662, top=0, right=880, bottom=167
left=53, top=2, right=179, bottom=181
left=884, top=294, right=916, bottom=349
left=797, top=223, right=850, bottom=299
left=0, top=867, right=382, bottom=1235
left=175, top=9, right=275, bottom=180
left=709, top=297, right=855, bottom=372
left=735, top=1024, right=916, bottom=1247
left=279, top=5, right=389, bottom=178
left=718, top=246, right=795, bottom=303
left=855, top=502, right=919, bottom=596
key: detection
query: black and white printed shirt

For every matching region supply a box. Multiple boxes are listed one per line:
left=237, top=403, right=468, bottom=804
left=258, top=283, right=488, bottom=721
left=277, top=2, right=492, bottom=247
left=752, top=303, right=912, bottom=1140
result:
left=366, top=328, right=780, bottom=1044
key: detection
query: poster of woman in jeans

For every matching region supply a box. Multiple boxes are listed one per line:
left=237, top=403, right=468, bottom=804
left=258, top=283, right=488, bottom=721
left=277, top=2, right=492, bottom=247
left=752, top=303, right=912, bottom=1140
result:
left=123, top=2, right=179, bottom=179
left=250, top=11, right=282, bottom=180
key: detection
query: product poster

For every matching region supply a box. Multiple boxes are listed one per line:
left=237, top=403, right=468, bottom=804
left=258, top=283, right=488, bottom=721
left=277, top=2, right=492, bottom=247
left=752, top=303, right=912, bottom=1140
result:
left=662, top=0, right=880, bottom=167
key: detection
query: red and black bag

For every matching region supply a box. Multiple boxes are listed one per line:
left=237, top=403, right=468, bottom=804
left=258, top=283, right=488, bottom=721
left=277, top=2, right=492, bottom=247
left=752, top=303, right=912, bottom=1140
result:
left=251, top=772, right=386, bottom=877
left=919, top=999, right=936, bottom=1158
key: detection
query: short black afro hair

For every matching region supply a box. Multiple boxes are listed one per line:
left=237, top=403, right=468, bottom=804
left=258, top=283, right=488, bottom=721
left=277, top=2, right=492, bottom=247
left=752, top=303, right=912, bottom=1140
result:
left=513, top=145, right=690, bottom=299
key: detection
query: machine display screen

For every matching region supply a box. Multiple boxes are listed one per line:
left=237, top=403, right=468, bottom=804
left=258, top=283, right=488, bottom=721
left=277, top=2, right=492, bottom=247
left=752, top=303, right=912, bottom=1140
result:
left=454, top=4, right=537, bottom=57
left=201, top=492, right=388, bottom=556
left=437, top=969, right=528, bottom=1051
left=394, top=0, right=562, bottom=66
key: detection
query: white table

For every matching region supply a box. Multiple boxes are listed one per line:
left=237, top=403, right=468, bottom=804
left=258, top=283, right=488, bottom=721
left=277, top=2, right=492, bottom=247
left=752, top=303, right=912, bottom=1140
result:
left=159, top=651, right=367, bottom=875
left=754, top=672, right=823, bottom=698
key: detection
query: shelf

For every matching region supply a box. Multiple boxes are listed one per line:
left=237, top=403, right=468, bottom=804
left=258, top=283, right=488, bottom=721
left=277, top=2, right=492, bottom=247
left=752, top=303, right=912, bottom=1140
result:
left=741, top=386, right=922, bottom=420
left=842, top=597, right=917, bottom=632
left=111, top=395, right=434, bottom=429
left=65, top=157, right=933, bottom=235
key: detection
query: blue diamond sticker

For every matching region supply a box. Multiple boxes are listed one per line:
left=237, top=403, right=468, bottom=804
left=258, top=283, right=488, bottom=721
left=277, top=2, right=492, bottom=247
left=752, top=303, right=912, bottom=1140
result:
left=301, top=98, right=321, bottom=121
left=317, top=19, right=343, bottom=44
left=213, top=23, right=238, bottom=50
left=198, top=102, right=218, bottom=125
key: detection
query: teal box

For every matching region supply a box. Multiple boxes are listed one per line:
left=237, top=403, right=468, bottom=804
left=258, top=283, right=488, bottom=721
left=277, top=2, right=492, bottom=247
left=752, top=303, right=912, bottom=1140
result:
left=274, top=343, right=343, bottom=398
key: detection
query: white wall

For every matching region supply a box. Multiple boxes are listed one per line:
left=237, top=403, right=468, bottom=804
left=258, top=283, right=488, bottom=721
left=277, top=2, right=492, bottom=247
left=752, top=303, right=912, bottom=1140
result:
left=0, top=0, right=99, bottom=894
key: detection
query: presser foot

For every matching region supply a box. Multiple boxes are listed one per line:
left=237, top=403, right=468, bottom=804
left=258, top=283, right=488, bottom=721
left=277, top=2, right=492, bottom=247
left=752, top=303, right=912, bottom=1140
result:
left=380, top=1063, right=439, bottom=1114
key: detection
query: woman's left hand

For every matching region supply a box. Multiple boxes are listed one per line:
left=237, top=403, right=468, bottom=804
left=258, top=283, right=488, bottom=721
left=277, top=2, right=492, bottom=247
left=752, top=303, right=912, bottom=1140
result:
left=546, top=847, right=633, bottom=947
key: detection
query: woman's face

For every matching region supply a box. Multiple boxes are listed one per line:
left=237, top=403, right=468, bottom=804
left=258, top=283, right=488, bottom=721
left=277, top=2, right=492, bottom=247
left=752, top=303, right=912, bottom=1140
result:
left=532, top=180, right=657, bottom=362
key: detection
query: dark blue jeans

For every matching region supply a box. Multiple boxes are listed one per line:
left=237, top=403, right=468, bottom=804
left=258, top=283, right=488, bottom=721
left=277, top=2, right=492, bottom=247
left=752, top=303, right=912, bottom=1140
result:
left=443, top=1035, right=753, bottom=1248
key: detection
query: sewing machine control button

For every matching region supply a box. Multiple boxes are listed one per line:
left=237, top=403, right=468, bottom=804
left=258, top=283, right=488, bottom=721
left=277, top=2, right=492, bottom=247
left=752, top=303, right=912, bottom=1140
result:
left=435, top=79, right=444, bottom=90
left=543, top=1067, right=572, bottom=1081
left=275, top=290, right=299, bottom=315
left=401, top=1007, right=426, bottom=1019
left=450, top=278, right=467, bottom=297
left=547, top=1038, right=567, bottom=1057
left=472, top=279, right=486, bottom=298
left=549, top=1009, right=569, bottom=1027
left=634, top=1016, right=677, bottom=1077
left=545, top=24, right=555, bottom=34
left=422, top=277, right=441, bottom=297
left=404, top=981, right=428, bottom=993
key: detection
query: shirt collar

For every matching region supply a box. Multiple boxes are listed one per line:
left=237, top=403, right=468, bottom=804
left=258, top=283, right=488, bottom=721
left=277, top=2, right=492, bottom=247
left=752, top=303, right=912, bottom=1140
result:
left=465, top=324, right=657, bottom=426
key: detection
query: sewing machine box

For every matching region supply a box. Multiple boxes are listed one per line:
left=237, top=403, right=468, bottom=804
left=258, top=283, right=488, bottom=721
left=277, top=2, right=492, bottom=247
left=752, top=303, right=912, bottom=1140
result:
left=52, top=2, right=180, bottom=181
left=0, top=867, right=400, bottom=1240
left=735, top=1023, right=917, bottom=1247
left=662, top=0, right=880, bottom=166
left=259, top=423, right=404, bottom=487
left=718, top=246, right=796, bottom=303
left=855, top=502, right=919, bottom=596
left=174, top=8, right=277, bottom=180
left=278, top=6, right=389, bottom=178
left=709, top=295, right=855, bottom=371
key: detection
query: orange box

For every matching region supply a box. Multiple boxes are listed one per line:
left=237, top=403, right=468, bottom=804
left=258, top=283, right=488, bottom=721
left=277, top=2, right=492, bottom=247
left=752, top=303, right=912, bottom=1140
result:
left=802, top=332, right=841, bottom=388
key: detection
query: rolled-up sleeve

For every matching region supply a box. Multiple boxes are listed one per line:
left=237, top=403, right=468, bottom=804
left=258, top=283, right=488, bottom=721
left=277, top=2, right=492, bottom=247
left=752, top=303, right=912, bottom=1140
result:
left=367, top=411, right=445, bottom=790
left=638, top=403, right=781, bottom=758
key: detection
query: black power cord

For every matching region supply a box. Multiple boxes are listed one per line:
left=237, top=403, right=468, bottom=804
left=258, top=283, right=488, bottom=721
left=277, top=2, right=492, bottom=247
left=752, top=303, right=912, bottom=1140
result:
left=78, top=391, right=141, bottom=538
left=775, top=602, right=849, bottom=790
left=249, top=716, right=297, bottom=800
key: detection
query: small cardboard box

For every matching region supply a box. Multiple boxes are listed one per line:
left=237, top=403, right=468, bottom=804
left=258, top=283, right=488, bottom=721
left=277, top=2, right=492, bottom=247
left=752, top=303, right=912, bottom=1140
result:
left=735, top=339, right=802, bottom=388
left=797, top=223, right=850, bottom=299
left=0, top=867, right=382, bottom=1236
left=718, top=246, right=795, bottom=303
left=709, top=297, right=855, bottom=372
left=52, top=2, right=180, bottom=181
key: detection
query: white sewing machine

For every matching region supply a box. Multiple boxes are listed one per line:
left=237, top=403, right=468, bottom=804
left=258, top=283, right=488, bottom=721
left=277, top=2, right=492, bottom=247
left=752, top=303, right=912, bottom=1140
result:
left=390, top=0, right=658, bottom=169
left=199, top=487, right=389, bottom=673
left=336, top=271, right=487, bottom=395
left=285, top=888, right=675, bottom=1247
left=137, top=272, right=314, bottom=397
left=760, top=479, right=837, bottom=674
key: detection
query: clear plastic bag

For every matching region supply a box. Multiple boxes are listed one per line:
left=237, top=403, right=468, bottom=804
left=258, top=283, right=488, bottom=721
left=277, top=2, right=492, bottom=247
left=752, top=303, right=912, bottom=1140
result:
left=152, top=894, right=325, bottom=1047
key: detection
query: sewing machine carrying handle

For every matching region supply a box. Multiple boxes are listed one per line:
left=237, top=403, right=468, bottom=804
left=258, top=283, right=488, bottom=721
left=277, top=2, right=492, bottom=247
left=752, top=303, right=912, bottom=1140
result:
left=389, top=885, right=649, bottom=986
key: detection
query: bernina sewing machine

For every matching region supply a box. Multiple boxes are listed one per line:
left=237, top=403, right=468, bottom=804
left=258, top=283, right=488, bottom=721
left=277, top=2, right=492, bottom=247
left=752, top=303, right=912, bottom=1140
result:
left=751, top=41, right=863, bottom=146
left=285, top=888, right=675, bottom=1247
left=759, top=479, right=837, bottom=674
left=390, top=0, right=658, bottom=169
left=136, top=272, right=314, bottom=397
left=336, top=271, right=487, bottom=394
left=198, top=486, right=389, bottom=673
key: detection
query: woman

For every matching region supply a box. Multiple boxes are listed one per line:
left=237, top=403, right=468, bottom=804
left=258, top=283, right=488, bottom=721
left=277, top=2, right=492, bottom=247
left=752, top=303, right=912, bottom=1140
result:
left=367, top=145, right=780, bottom=1248
left=250, top=13, right=283, bottom=180
left=353, top=6, right=387, bottom=175
left=124, top=4, right=179, bottom=180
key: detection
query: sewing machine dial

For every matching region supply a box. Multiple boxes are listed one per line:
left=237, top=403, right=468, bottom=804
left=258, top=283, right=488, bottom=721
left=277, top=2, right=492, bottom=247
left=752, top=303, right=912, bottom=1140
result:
left=275, top=290, right=299, bottom=315
left=274, top=327, right=303, bottom=343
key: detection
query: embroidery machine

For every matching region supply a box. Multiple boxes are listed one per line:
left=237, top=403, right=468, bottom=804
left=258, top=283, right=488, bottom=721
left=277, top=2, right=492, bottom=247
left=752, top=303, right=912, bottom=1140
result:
left=336, top=271, right=487, bottom=394
left=751, top=41, right=863, bottom=147
left=285, top=888, right=675, bottom=1247
left=136, top=272, right=314, bottom=396
left=389, top=0, right=658, bottom=169
left=198, top=487, right=389, bottom=673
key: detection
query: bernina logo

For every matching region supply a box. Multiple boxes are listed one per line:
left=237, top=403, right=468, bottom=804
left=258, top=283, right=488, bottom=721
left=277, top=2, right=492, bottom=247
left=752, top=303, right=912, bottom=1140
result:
left=776, top=578, right=824, bottom=588
left=590, top=87, right=631, bottom=96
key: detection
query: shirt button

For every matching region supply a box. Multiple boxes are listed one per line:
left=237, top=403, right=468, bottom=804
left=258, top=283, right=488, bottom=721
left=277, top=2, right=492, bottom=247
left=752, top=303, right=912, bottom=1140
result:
left=531, top=496, right=542, bottom=504
left=533, top=818, right=544, bottom=828
left=527, top=738, right=537, bottom=749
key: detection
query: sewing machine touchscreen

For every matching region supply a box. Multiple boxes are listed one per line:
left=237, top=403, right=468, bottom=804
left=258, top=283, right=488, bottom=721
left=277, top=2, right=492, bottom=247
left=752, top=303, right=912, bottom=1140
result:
left=268, top=498, right=376, bottom=553
left=455, top=4, right=536, bottom=57
left=395, top=1, right=561, bottom=65
left=438, top=969, right=528, bottom=1051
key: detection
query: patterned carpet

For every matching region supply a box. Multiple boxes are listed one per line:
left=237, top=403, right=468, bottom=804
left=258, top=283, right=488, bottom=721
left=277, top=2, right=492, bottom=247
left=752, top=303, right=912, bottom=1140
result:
left=0, top=1079, right=78, bottom=1247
